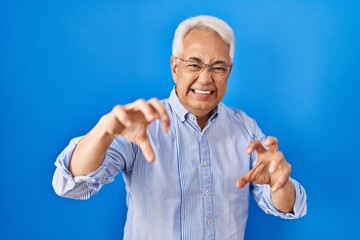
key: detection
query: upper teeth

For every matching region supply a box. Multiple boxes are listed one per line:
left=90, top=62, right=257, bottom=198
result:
left=194, top=89, right=212, bottom=94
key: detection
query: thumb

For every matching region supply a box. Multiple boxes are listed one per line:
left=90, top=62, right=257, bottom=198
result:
left=236, top=171, right=251, bottom=188
left=138, top=139, right=156, bottom=163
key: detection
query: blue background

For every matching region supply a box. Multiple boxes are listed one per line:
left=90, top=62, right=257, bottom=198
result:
left=1, top=0, right=359, bottom=239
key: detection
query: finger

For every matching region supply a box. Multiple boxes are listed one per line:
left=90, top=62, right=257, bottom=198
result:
left=138, top=138, right=156, bottom=163
left=271, top=162, right=291, bottom=191
left=271, top=172, right=290, bottom=192
left=247, top=141, right=267, bottom=155
left=236, top=170, right=252, bottom=188
left=264, top=136, right=278, bottom=152
left=125, top=99, right=159, bottom=122
left=112, top=105, right=132, bottom=128
left=148, top=98, right=171, bottom=132
left=268, top=151, right=284, bottom=173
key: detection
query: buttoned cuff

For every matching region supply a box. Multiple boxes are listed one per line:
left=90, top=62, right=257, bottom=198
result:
left=53, top=137, right=115, bottom=197
left=258, top=178, right=307, bottom=219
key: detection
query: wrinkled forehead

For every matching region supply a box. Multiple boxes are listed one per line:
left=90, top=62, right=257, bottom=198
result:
left=181, top=28, right=231, bottom=62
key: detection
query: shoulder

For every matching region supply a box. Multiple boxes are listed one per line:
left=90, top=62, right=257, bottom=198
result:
left=160, top=97, right=175, bottom=115
left=219, top=103, right=262, bottom=139
left=160, top=97, right=170, bottom=107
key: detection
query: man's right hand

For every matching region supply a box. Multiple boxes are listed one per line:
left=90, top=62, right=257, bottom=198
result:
left=69, top=98, right=170, bottom=176
left=100, top=98, right=170, bottom=162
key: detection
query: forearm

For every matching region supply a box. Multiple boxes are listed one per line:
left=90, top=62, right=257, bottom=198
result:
left=270, top=179, right=295, bottom=213
left=69, top=116, right=118, bottom=176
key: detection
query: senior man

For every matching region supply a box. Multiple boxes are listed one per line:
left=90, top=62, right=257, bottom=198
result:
left=53, top=15, right=307, bottom=239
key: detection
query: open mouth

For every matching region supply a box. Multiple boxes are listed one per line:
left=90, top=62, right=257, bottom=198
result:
left=192, top=89, right=214, bottom=95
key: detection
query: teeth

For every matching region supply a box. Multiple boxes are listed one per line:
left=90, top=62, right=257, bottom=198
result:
left=194, top=89, right=212, bottom=94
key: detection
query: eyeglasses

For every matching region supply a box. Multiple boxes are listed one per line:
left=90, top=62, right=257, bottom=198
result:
left=174, top=56, right=231, bottom=79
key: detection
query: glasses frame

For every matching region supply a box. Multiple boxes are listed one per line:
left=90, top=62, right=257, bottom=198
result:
left=173, top=56, right=231, bottom=78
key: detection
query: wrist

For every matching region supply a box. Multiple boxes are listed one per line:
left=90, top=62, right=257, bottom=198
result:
left=94, top=115, right=120, bottom=144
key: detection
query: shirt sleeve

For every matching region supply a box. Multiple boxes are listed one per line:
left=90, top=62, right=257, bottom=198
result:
left=252, top=178, right=307, bottom=219
left=52, top=136, right=137, bottom=200
left=241, top=111, right=307, bottom=218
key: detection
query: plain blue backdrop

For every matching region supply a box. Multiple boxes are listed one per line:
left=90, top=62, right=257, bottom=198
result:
left=1, top=0, right=359, bottom=239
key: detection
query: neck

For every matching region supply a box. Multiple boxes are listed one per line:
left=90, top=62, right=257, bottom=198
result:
left=196, top=112, right=211, bottom=130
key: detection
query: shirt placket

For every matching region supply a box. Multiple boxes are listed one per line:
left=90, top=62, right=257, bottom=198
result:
left=200, top=133, right=215, bottom=240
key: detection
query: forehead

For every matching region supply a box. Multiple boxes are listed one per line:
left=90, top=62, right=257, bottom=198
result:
left=182, top=29, right=230, bottom=62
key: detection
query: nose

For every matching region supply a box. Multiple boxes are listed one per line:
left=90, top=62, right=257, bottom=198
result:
left=197, top=67, right=213, bottom=84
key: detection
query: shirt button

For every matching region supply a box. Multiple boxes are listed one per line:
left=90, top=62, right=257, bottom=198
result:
left=207, top=220, right=212, bottom=225
left=90, top=179, right=96, bottom=183
left=204, top=190, right=209, bottom=195
left=203, top=161, right=208, bottom=166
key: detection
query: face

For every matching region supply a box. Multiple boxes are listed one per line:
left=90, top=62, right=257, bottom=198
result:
left=171, top=29, right=232, bottom=120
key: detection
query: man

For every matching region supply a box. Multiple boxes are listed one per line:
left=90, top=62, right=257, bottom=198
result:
left=53, top=15, right=307, bottom=239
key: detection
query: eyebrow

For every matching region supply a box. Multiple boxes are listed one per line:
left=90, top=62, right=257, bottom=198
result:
left=188, top=57, right=229, bottom=66
left=188, top=57, right=203, bottom=62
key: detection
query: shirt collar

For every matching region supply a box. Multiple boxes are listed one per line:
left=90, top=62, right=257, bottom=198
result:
left=168, top=87, right=219, bottom=123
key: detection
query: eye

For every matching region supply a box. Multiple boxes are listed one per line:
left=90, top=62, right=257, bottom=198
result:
left=186, top=61, right=202, bottom=71
left=211, top=65, right=228, bottom=74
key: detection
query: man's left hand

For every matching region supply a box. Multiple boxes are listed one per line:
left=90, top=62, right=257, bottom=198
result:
left=236, top=136, right=292, bottom=192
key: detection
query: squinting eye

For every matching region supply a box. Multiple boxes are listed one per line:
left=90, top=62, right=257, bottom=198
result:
left=186, top=63, right=202, bottom=71
left=212, top=66, right=228, bottom=73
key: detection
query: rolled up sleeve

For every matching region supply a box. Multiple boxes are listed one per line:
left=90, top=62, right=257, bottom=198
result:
left=52, top=136, right=135, bottom=200
left=254, top=178, right=307, bottom=219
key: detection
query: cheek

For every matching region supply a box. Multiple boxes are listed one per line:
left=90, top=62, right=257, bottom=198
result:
left=176, top=77, right=193, bottom=92
left=216, top=81, right=227, bottom=95
left=175, top=81, right=188, bottom=98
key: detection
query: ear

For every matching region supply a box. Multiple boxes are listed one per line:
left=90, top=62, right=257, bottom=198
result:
left=170, top=56, right=178, bottom=83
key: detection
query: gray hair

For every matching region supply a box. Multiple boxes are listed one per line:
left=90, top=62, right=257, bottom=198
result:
left=172, top=15, right=235, bottom=62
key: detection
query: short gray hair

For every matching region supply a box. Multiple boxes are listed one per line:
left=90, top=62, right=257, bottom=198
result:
left=172, top=15, right=235, bottom=62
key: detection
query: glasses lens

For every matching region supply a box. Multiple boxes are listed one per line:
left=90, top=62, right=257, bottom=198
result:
left=211, top=64, right=229, bottom=76
left=179, top=57, right=229, bottom=79
left=185, top=60, right=202, bottom=72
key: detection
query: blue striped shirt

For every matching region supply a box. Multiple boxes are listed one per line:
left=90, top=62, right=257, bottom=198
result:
left=53, top=88, right=307, bottom=240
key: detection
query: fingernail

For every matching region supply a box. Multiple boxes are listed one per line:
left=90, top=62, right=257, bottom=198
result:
left=269, top=167, right=275, bottom=173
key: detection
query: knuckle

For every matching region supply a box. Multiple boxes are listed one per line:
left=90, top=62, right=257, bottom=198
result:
left=269, top=136, right=277, bottom=141
left=276, top=151, right=284, bottom=159
left=112, top=104, right=124, bottom=113
left=148, top=97, right=159, bottom=103
left=266, top=136, right=278, bottom=144
left=135, top=98, right=146, bottom=105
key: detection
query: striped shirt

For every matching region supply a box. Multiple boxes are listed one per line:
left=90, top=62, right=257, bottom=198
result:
left=53, top=88, right=307, bottom=240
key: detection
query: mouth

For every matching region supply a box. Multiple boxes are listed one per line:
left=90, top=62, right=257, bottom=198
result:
left=192, top=89, right=214, bottom=95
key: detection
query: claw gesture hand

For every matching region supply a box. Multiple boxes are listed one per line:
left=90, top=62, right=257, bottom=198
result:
left=236, top=136, right=292, bottom=192
left=103, top=98, right=170, bottom=162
